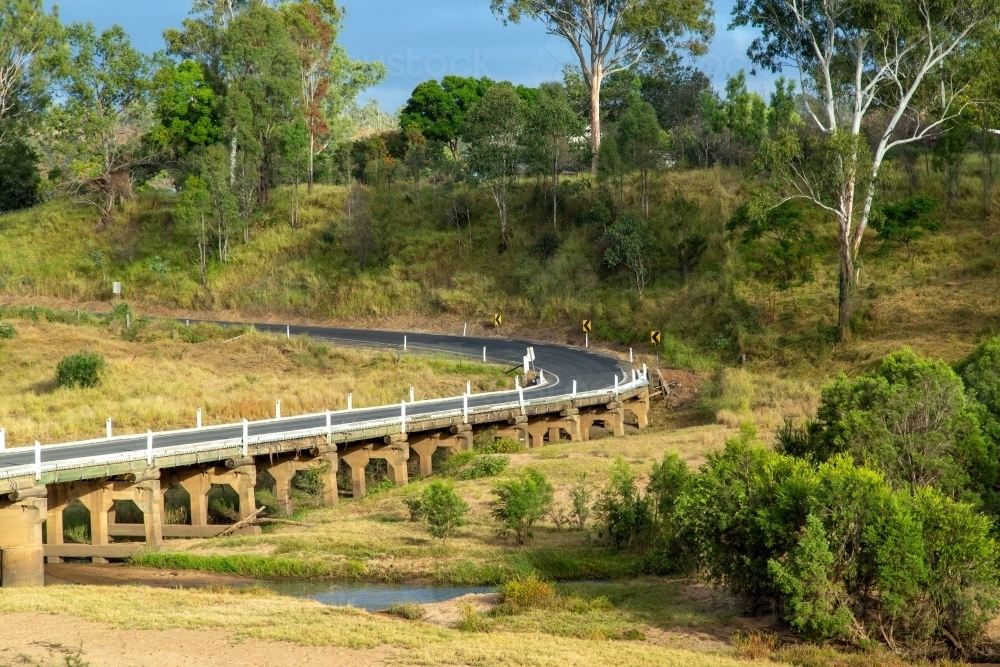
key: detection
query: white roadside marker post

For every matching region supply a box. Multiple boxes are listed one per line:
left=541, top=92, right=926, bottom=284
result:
left=630, top=348, right=634, bottom=363
left=466, top=381, right=471, bottom=395
left=197, top=408, right=202, bottom=429
left=614, top=375, right=619, bottom=396
left=515, top=375, right=520, bottom=390
left=463, top=394, right=469, bottom=424
left=539, top=369, right=545, bottom=385
left=326, top=409, right=332, bottom=444
left=404, top=336, right=407, bottom=351
left=642, top=363, right=648, bottom=379
left=106, top=418, right=112, bottom=439
left=483, top=347, right=486, bottom=362
left=242, top=419, right=249, bottom=457
left=410, top=387, right=415, bottom=403
left=147, top=430, right=153, bottom=466
left=463, top=323, right=467, bottom=336
left=400, top=401, right=407, bottom=434
left=275, top=400, right=281, bottom=419
left=585, top=333, right=588, bottom=348
left=0, top=428, right=5, bottom=451
left=348, top=393, right=353, bottom=411
left=286, top=325, right=290, bottom=339
left=34, top=441, right=41, bottom=481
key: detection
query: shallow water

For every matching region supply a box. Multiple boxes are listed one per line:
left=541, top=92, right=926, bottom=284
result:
left=261, top=580, right=494, bottom=611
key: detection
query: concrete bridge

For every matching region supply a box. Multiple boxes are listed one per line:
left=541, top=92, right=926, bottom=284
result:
left=0, top=323, right=650, bottom=586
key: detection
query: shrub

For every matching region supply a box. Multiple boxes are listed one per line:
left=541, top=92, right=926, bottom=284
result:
left=458, top=454, right=509, bottom=480
left=55, top=352, right=106, bottom=389
left=422, top=480, right=469, bottom=541
left=477, top=437, right=524, bottom=454
left=569, top=472, right=592, bottom=529
left=402, top=493, right=424, bottom=521
left=0, top=322, right=15, bottom=339
left=385, top=603, right=424, bottom=620
left=500, top=575, right=555, bottom=610
left=594, top=457, right=655, bottom=552
left=365, top=479, right=395, bottom=496
left=439, top=449, right=476, bottom=476
left=490, top=468, right=553, bottom=545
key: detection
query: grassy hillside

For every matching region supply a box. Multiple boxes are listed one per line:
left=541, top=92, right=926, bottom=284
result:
left=2, top=164, right=997, bottom=381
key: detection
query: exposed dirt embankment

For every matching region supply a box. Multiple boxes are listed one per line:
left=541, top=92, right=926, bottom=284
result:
left=45, top=563, right=251, bottom=588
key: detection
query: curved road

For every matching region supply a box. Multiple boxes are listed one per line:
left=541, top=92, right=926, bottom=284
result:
left=0, top=321, right=634, bottom=473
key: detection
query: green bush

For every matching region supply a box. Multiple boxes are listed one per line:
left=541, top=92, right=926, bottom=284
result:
left=500, top=575, right=555, bottom=610
left=676, top=433, right=1000, bottom=651
left=458, top=454, right=509, bottom=480
left=385, top=603, right=424, bottom=620
left=365, top=479, right=395, bottom=496
left=422, top=480, right=469, bottom=541
left=55, top=352, right=106, bottom=389
left=477, top=437, right=524, bottom=454
left=0, top=322, right=15, bottom=339
left=402, top=492, right=424, bottom=521
left=490, top=468, right=553, bottom=545
left=439, top=449, right=476, bottom=476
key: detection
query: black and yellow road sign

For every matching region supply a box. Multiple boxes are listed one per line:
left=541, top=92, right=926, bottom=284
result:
left=581, top=319, right=593, bottom=333
left=650, top=331, right=662, bottom=345
left=493, top=313, right=503, bottom=327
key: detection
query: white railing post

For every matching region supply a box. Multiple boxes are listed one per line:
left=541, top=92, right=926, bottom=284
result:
left=466, top=381, right=471, bottom=395
left=147, top=430, right=153, bottom=466
left=630, top=348, right=634, bottom=363
left=642, top=363, right=648, bottom=379
left=463, top=323, right=467, bottom=336
left=275, top=400, right=281, bottom=419
left=409, top=387, right=415, bottom=403
left=400, top=401, right=406, bottom=434
left=483, top=346, right=486, bottom=362
left=0, top=428, right=5, bottom=451
left=614, top=375, right=619, bottom=396
left=515, top=375, right=520, bottom=390
left=539, top=369, right=545, bottom=385
left=463, top=394, right=469, bottom=424
left=286, top=325, right=290, bottom=339
left=326, top=409, right=332, bottom=444
left=242, top=419, right=249, bottom=457
left=572, top=380, right=577, bottom=398
left=106, top=418, right=112, bottom=439
left=518, top=386, right=525, bottom=415
left=348, top=393, right=353, bottom=411
left=403, top=335, right=407, bottom=351
left=197, top=408, right=202, bottom=429
left=34, top=441, right=41, bottom=481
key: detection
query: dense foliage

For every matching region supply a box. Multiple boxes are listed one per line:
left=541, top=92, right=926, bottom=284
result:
left=55, top=352, right=106, bottom=389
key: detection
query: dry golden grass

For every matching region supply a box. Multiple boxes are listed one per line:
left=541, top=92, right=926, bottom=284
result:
left=0, top=318, right=509, bottom=446
left=0, top=585, right=783, bottom=667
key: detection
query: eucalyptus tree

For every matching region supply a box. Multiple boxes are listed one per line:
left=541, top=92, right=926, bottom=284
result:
left=45, top=23, right=154, bottom=224
left=733, top=0, right=1000, bottom=338
left=464, top=82, right=527, bottom=253
left=491, top=0, right=713, bottom=172
left=0, top=0, right=62, bottom=146
left=282, top=0, right=384, bottom=192
left=526, top=82, right=584, bottom=230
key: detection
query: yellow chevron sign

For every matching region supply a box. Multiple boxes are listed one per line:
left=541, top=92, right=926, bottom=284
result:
left=650, top=331, right=662, bottom=345
left=581, top=319, right=593, bottom=333
left=493, top=313, right=503, bottom=327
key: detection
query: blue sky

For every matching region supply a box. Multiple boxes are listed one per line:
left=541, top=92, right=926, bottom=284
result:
left=47, top=0, right=776, bottom=111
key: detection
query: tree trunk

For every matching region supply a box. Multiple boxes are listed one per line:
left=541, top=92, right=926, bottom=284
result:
left=308, top=133, right=315, bottom=194
left=552, top=143, right=559, bottom=231
left=837, top=236, right=855, bottom=340
left=199, top=213, right=208, bottom=287
left=589, top=69, right=602, bottom=173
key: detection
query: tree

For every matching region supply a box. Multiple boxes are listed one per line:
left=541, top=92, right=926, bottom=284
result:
left=464, top=82, right=526, bottom=253
left=0, top=137, right=39, bottom=211
left=733, top=0, right=1000, bottom=339
left=0, top=0, right=63, bottom=147
left=490, top=468, right=553, bottom=545
left=871, top=195, right=940, bottom=260
left=526, top=82, right=584, bottom=230
left=727, top=201, right=821, bottom=290
left=422, top=480, right=469, bottom=541
left=152, top=59, right=222, bottom=155
left=282, top=0, right=384, bottom=192
left=45, top=23, right=154, bottom=224
left=617, top=93, right=666, bottom=216
left=400, top=75, right=492, bottom=161
left=604, top=212, right=651, bottom=295
left=177, top=175, right=212, bottom=285
left=492, top=0, right=713, bottom=172
left=594, top=457, right=655, bottom=551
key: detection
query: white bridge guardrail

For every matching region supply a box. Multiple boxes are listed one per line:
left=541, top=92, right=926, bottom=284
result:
left=0, top=371, right=649, bottom=483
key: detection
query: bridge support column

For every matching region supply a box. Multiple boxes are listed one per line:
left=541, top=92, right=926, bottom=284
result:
left=409, top=433, right=462, bottom=477
left=230, top=465, right=258, bottom=520
left=263, top=460, right=296, bottom=515
left=0, top=491, right=46, bottom=587
left=45, top=485, right=64, bottom=564
left=75, top=484, right=112, bottom=564
left=174, top=470, right=211, bottom=527
left=377, top=440, right=409, bottom=486
left=318, top=454, right=339, bottom=507
left=341, top=447, right=371, bottom=499
left=560, top=409, right=582, bottom=441
left=624, top=388, right=650, bottom=429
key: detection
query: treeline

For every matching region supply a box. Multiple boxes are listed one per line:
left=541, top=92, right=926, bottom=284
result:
left=0, top=0, right=384, bottom=273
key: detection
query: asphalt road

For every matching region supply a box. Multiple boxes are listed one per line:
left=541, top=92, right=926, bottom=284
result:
left=0, top=321, right=631, bottom=471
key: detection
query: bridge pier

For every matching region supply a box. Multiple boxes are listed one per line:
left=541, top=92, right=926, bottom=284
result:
left=410, top=431, right=466, bottom=477
left=623, top=387, right=650, bottom=428
left=341, top=440, right=409, bottom=498
left=0, top=488, right=46, bottom=587
left=259, top=453, right=339, bottom=513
